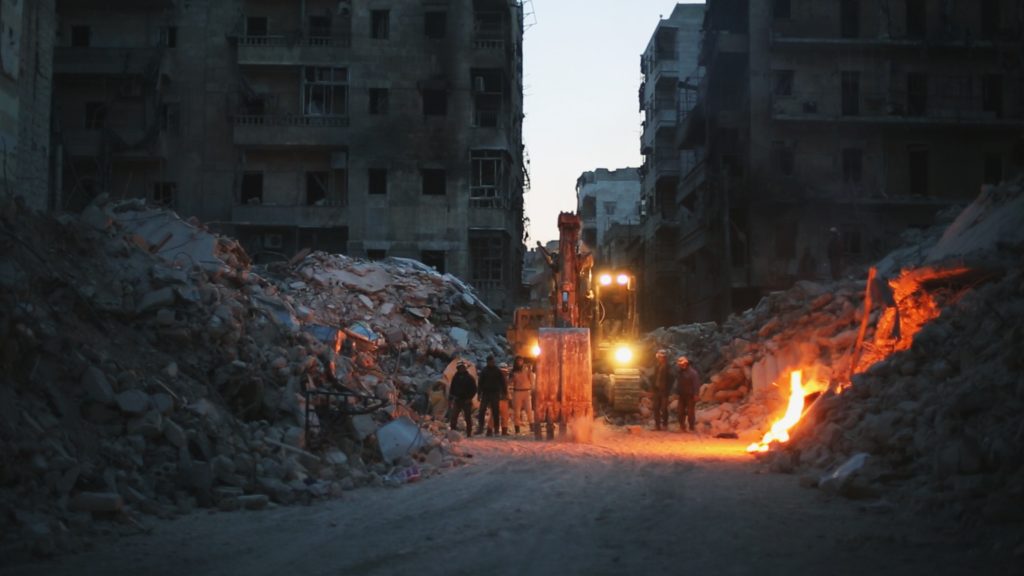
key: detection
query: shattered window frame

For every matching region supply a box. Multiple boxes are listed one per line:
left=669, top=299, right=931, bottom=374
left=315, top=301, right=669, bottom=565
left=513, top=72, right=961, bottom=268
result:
left=303, top=67, right=348, bottom=118
left=368, top=168, right=388, bottom=196
left=306, top=171, right=330, bottom=206
left=241, top=171, right=264, bottom=205
left=424, top=10, right=447, bottom=39
left=469, top=232, right=505, bottom=287
left=369, top=88, right=389, bottom=115
left=371, top=10, right=390, bottom=39
left=421, top=250, right=446, bottom=273
left=470, top=149, right=507, bottom=208
left=152, top=182, right=177, bottom=207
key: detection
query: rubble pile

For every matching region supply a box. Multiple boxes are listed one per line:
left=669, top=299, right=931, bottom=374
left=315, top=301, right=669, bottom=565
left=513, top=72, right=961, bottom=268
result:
left=650, top=179, right=1024, bottom=525
left=0, top=197, right=498, bottom=558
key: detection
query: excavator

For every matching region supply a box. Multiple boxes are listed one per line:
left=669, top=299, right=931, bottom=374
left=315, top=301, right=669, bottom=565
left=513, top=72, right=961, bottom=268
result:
left=506, top=212, right=642, bottom=415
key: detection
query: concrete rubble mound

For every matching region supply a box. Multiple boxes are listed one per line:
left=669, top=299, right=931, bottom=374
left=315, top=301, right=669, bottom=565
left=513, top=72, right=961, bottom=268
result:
left=0, top=196, right=503, bottom=559
left=646, top=178, right=1024, bottom=528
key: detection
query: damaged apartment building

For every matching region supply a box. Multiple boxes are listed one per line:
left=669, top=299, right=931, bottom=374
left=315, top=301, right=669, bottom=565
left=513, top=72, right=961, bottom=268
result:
left=51, top=0, right=527, bottom=315
left=673, top=0, right=1023, bottom=323
left=576, top=168, right=640, bottom=268
left=636, top=3, right=703, bottom=328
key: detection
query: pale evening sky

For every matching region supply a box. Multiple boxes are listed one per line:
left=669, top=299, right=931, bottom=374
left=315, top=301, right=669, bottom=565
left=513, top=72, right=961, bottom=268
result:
left=522, top=0, right=704, bottom=245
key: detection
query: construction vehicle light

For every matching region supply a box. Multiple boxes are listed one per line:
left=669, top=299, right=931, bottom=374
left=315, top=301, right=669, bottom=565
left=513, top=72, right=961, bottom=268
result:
left=530, top=343, right=541, bottom=358
left=598, top=274, right=612, bottom=286
left=616, top=274, right=629, bottom=285
left=613, top=345, right=633, bottom=365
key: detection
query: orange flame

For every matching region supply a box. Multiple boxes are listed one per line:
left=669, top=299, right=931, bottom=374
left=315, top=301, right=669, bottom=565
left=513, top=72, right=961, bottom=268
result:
left=747, top=370, right=808, bottom=453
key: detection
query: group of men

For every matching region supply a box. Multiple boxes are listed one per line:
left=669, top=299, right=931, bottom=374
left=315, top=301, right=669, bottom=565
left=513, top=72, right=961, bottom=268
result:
left=447, top=348, right=701, bottom=437
left=448, top=355, right=534, bottom=437
left=651, top=349, right=702, bottom=432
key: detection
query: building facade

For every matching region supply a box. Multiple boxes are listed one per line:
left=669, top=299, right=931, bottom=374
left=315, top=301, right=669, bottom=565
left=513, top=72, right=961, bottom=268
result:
left=1, top=0, right=56, bottom=211
left=52, top=0, right=526, bottom=315
left=637, top=3, right=703, bottom=328
left=675, top=0, right=1023, bottom=323
left=575, top=167, right=640, bottom=265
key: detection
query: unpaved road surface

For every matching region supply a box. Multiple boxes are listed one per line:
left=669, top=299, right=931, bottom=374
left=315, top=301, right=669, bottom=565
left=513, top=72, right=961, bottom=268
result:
left=3, top=425, right=1015, bottom=576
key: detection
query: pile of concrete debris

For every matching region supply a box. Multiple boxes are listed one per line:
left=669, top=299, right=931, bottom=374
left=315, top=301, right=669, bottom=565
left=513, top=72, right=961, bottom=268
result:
left=0, top=197, right=501, bottom=558
left=647, top=179, right=1024, bottom=528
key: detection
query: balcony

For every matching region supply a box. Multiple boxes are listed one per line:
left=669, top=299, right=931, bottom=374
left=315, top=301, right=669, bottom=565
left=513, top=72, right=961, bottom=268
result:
left=235, top=35, right=351, bottom=66
left=232, top=114, right=349, bottom=147
left=54, top=47, right=163, bottom=77
left=231, top=204, right=348, bottom=228
left=770, top=29, right=1017, bottom=53
left=771, top=90, right=1022, bottom=128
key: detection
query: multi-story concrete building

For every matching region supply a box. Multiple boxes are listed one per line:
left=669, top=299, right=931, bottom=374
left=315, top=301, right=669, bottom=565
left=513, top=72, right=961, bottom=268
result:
left=676, top=0, right=1023, bottom=322
left=637, top=3, right=703, bottom=328
left=0, top=0, right=56, bottom=212
left=575, top=167, right=640, bottom=265
left=52, top=0, right=526, bottom=315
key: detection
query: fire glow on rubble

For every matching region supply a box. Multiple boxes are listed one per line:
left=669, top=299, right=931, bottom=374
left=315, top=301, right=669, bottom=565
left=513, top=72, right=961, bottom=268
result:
left=747, top=370, right=809, bottom=453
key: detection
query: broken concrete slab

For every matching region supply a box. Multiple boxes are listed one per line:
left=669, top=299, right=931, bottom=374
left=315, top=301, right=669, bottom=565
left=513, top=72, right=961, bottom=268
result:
left=376, top=416, right=427, bottom=464
left=115, top=390, right=151, bottom=415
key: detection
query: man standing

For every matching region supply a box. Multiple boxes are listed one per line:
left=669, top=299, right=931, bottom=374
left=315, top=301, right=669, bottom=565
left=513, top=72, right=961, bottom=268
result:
left=675, top=356, right=701, bottom=432
left=477, top=355, right=505, bottom=437
left=448, top=361, right=477, bottom=437
left=652, top=349, right=671, bottom=431
left=510, top=356, right=534, bottom=435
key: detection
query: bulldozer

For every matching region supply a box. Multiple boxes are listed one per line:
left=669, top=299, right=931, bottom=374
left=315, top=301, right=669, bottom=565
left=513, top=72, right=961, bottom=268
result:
left=507, top=213, right=643, bottom=425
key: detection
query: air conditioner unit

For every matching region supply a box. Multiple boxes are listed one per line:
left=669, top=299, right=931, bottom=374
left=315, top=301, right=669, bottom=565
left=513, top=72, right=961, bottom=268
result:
left=264, top=233, right=283, bottom=249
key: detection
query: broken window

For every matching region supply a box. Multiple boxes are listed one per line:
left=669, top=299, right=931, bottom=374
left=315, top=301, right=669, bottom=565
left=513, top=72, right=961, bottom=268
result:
left=306, top=171, right=329, bottom=205
left=842, top=148, right=863, bottom=185
left=241, top=172, right=263, bottom=204
left=908, top=148, right=928, bottom=196
left=470, top=150, right=507, bottom=207
left=469, top=232, right=505, bottom=286
left=422, top=89, right=447, bottom=116
left=906, top=73, right=927, bottom=116
left=984, top=154, right=1003, bottom=186
left=471, top=69, right=503, bottom=127
left=425, top=11, right=447, bottom=39
left=773, top=70, right=794, bottom=96
left=246, top=17, right=268, bottom=36
left=85, top=102, right=107, bottom=130
left=369, top=88, right=389, bottom=115
left=371, top=10, right=390, bottom=39
left=366, top=249, right=386, bottom=260
left=368, top=168, right=387, bottom=195
left=980, top=0, right=999, bottom=39
left=303, top=67, right=347, bottom=117
left=773, top=0, right=791, bottom=19
left=772, top=141, right=795, bottom=176
left=906, top=0, right=926, bottom=38
left=774, top=221, right=797, bottom=259
left=982, top=74, right=1003, bottom=118
left=71, top=25, right=91, bottom=47
left=473, top=4, right=504, bottom=38
left=160, top=103, right=181, bottom=135
left=309, top=15, right=331, bottom=38
left=163, top=26, right=177, bottom=48
left=840, top=0, right=859, bottom=38
left=604, top=201, right=617, bottom=216
left=841, top=71, right=860, bottom=116
left=152, top=182, right=177, bottom=207
left=421, top=250, right=446, bottom=273
left=422, top=169, right=447, bottom=196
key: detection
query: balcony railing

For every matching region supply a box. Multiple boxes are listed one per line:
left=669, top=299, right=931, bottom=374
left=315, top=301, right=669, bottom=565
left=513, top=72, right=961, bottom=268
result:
left=235, top=34, right=351, bottom=65
left=232, top=114, right=349, bottom=147
left=771, top=89, right=1019, bottom=126
left=234, top=114, right=349, bottom=128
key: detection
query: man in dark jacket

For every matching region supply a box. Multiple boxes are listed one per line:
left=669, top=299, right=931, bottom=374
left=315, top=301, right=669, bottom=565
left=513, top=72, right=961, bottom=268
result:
left=476, top=355, right=506, bottom=437
left=448, top=361, right=477, bottom=436
left=652, top=349, right=671, bottom=431
left=675, top=356, right=701, bottom=432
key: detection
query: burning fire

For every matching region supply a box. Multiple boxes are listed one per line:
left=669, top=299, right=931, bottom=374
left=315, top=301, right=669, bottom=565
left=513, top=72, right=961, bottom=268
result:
left=747, top=370, right=809, bottom=453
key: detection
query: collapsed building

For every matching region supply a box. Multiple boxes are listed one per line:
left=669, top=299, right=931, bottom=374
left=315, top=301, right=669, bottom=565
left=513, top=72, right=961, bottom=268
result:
left=0, top=195, right=509, bottom=559
left=50, top=0, right=528, bottom=316
left=643, top=177, right=1024, bottom=528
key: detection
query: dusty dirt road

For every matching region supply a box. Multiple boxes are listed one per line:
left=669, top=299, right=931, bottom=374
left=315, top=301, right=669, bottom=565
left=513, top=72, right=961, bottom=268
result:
left=2, top=424, right=1014, bottom=576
